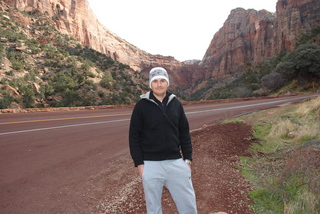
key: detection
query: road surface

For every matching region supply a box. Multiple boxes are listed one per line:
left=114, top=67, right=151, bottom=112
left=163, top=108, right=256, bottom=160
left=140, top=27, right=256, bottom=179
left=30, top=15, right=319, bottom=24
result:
left=0, top=94, right=317, bottom=213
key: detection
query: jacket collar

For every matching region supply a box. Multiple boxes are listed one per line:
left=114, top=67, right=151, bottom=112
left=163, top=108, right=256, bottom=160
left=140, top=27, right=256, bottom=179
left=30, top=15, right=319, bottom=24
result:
left=140, top=91, right=176, bottom=104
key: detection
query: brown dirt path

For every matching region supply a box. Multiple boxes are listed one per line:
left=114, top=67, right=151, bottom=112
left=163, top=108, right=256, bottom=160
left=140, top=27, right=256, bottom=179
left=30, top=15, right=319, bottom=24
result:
left=95, top=123, right=256, bottom=214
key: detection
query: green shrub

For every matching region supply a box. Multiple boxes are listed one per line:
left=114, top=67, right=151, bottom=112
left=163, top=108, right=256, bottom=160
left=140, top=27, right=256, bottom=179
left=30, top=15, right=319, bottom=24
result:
left=276, top=43, right=320, bottom=79
left=0, top=43, right=4, bottom=63
left=22, top=87, right=35, bottom=108
left=61, top=90, right=81, bottom=107
left=100, top=72, right=114, bottom=89
left=11, top=60, right=24, bottom=71
left=25, top=38, right=39, bottom=48
left=84, top=79, right=94, bottom=86
left=52, top=72, right=77, bottom=92
left=40, top=83, right=54, bottom=98
left=83, top=70, right=95, bottom=78
left=98, top=91, right=104, bottom=98
left=261, top=72, right=287, bottom=92
left=0, top=92, right=14, bottom=109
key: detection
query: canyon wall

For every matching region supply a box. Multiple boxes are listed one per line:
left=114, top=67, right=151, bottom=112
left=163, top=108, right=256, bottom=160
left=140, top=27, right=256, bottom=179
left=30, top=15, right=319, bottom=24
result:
left=2, top=0, right=320, bottom=88
left=201, top=8, right=276, bottom=79
left=272, top=0, right=320, bottom=52
left=200, top=0, right=320, bottom=80
left=1, top=0, right=195, bottom=87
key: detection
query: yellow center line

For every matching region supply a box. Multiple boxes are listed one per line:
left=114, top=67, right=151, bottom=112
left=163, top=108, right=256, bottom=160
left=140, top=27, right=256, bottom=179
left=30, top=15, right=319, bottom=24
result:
left=1, top=102, right=240, bottom=125
left=0, top=113, right=132, bottom=125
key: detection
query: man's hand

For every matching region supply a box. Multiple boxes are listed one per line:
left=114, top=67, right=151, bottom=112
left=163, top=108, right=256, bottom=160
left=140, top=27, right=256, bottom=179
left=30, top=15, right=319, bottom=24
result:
left=138, top=164, right=144, bottom=178
left=186, top=162, right=191, bottom=169
left=185, top=159, right=192, bottom=169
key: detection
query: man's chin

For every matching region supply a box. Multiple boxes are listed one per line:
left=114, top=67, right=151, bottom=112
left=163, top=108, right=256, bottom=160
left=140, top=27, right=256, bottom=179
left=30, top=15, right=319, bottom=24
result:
left=154, top=88, right=164, bottom=92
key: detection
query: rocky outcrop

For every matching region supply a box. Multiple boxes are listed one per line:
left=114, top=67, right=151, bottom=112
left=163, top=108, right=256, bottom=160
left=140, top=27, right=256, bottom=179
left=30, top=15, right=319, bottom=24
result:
left=1, top=0, right=184, bottom=73
left=272, top=0, right=320, bottom=53
left=200, top=0, right=320, bottom=80
left=2, top=0, right=319, bottom=90
left=201, top=8, right=276, bottom=79
left=138, top=56, right=205, bottom=88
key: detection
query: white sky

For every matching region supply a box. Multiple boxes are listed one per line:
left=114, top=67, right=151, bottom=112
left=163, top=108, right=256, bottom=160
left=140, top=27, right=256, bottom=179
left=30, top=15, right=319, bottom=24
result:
left=87, top=0, right=277, bottom=61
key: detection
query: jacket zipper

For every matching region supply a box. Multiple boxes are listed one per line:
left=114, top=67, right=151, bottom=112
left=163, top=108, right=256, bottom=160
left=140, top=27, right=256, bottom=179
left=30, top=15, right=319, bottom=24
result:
left=144, top=93, right=175, bottom=117
left=144, top=94, right=175, bottom=159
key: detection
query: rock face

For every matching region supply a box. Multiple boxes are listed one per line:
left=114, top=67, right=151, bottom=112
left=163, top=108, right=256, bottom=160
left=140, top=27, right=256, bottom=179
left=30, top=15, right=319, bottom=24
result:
left=201, top=9, right=276, bottom=79
left=272, top=0, right=320, bottom=52
left=1, top=0, right=180, bottom=71
left=200, top=0, right=320, bottom=80
left=2, top=0, right=320, bottom=89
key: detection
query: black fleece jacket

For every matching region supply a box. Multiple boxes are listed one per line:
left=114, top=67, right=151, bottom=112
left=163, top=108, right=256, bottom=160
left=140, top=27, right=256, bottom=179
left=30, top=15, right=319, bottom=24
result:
left=129, top=91, right=192, bottom=167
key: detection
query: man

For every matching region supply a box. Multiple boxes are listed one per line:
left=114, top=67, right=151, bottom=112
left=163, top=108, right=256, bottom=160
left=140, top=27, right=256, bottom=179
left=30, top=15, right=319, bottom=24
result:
left=129, top=67, right=197, bottom=214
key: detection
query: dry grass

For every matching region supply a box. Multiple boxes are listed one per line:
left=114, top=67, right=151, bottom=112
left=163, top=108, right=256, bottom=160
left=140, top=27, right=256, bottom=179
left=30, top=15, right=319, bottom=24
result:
left=284, top=189, right=319, bottom=214
left=269, top=96, right=320, bottom=142
left=234, top=95, right=320, bottom=213
left=269, top=119, right=299, bottom=139
left=296, top=96, right=320, bottom=116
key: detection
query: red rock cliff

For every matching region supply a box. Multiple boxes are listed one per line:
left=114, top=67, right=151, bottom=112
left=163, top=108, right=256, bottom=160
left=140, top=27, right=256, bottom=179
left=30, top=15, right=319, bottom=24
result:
left=200, top=0, right=320, bottom=80
left=272, top=0, right=320, bottom=52
left=1, top=0, right=185, bottom=77
left=2, top=0, right=319, bottom=89
left=201, top=8, right=276, bottom=79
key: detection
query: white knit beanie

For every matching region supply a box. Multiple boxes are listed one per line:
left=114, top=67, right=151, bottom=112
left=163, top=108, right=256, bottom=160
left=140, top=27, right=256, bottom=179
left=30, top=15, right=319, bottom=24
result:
left=149, top=67, right=169, bottom=88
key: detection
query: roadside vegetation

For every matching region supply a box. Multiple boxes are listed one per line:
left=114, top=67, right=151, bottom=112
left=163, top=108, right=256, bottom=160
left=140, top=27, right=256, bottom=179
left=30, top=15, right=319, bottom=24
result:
left=225, top=95, right=320, bottom=213
left=0, top=9, right=148, bottom=109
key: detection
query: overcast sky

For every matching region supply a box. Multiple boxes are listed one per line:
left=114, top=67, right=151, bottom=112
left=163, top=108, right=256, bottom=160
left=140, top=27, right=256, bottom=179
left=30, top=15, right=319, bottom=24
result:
left=87, top=0, right=278, bottom=61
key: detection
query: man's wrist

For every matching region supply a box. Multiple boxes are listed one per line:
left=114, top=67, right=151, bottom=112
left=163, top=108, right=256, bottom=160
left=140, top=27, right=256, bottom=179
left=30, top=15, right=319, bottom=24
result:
left=184, top=159, right=192, bottom=164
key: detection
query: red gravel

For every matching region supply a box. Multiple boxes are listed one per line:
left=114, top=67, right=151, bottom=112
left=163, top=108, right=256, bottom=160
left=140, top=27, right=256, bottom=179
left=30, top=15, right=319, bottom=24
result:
left=95, top=123, right=256, bottom=214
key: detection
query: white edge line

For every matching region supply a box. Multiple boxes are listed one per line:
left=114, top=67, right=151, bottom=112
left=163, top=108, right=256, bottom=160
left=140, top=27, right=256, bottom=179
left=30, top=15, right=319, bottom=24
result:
left=0, top=119, right=130, bottom=136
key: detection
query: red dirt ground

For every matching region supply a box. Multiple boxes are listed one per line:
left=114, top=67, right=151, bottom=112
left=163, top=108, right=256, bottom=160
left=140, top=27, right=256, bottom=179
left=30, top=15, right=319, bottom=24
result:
left=95, top=123, right=256, bottom=214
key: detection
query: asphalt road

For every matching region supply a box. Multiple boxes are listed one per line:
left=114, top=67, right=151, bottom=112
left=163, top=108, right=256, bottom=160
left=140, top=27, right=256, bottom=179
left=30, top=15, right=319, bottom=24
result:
left=0, top=94, right=317, bottom=213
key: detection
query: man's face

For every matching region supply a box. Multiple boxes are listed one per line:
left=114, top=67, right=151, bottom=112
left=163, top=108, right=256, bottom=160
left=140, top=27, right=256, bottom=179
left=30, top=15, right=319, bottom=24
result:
left=151, top=78, right=168, bottom=96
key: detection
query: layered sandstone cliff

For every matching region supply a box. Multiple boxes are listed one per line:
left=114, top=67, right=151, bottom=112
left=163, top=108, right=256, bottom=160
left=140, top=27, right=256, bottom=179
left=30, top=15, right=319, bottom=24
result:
left=200, top=0, right=320, bottom=80
left=272, top=0, right=320, bottom=52
left=201, top=8, right=275, bottom=79
left=1, top=0, right=188, bottom=85
left=2, top=0, right=320, bottom=89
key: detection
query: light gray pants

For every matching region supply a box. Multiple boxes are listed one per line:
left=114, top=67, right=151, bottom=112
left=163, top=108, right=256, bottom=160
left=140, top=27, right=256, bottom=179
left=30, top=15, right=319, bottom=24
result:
left=142, top=158, right=197, bottom=214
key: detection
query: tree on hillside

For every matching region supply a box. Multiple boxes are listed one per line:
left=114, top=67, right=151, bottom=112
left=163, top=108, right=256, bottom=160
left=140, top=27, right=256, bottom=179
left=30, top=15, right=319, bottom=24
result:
left=276, top=43, right=320, bottom=80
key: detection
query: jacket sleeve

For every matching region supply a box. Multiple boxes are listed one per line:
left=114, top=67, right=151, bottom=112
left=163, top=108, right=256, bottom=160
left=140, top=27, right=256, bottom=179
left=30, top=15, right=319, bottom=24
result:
left=178, top=102, right=193, bottom=160
left=129, top=101, right=144, bottom=167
